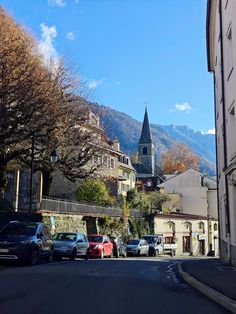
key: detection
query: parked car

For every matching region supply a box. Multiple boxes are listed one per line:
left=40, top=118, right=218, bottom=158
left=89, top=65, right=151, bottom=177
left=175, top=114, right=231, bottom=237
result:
left=143, top=234, right=177, bottom=257
left=143, top=235, right=163, bottom=256
left=109, top=236, right=127, bottom=258
left=53, top=232, right=90, bottom=260
left=0, top=221, right=53, bottom=265
left=87, top=235, right=113, bottom=259
left=126, top=239, right=149, bottom=257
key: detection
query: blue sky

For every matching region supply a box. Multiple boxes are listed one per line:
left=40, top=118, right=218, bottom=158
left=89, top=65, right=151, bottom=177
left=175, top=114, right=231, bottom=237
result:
left=1, top=0, right=214, bottom=134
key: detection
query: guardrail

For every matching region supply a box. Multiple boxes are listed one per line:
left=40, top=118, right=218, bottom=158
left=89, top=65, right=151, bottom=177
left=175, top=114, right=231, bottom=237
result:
left=39, top=197, right=143, bottom=218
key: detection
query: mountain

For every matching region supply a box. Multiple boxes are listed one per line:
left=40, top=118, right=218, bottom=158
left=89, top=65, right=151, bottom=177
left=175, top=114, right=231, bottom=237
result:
left=90, top=103, right=216, bottom=175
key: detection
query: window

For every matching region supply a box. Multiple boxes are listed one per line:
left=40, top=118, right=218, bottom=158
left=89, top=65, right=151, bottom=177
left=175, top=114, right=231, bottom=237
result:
left=165, top=237, right=174, bottom=244
left=214, top=223, right=218, bottom=231
left=226, top=24, right=234, bottom=81
left=143, top=147, right=147, bottom=155
left=110, top=159, right=115, bottom=169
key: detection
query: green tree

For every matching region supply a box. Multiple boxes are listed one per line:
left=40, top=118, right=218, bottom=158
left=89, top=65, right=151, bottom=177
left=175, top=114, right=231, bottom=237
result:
left=150, top=192, right=171, bottom=213
left=75, top=178, right=109, bottom=206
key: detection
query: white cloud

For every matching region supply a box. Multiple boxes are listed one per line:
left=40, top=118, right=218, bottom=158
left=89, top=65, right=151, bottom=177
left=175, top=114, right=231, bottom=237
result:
left=38, top=23, right=58, bottom=69
left=175, top=103, right=192, bottom=112
left=66, top=32, right=75, bottom=41
left=206, top=128, right=216, bottom=135
left=48, top=0, right=66, bottom=7
left=87, top=78, right=105, bottom=90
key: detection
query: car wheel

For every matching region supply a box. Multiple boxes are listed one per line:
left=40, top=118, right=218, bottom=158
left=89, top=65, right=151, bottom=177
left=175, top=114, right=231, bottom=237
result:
left=29, top=249, right=39, bottom=266
left=46, top=249, right=53, bottom=263
left=53, top=255, right=62, bottom=261
left=84, top=248, right=90, bottom=260
left=70, top=248, right=77, bottom=260
left=100, top=250, right=104, bottom=259
left=115, top=250, right=119, bottom=258
left=137, top=250, right=140, bottom=257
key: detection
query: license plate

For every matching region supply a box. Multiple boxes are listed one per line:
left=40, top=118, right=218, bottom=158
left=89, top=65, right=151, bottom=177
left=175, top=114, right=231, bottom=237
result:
left=0, top=248, right=9, bottom=253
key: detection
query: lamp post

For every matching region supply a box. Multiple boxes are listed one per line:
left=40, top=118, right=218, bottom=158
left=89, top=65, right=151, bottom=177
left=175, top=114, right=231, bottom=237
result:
left=29, top=140, right=58, bottom=215
left=29, top=134, right=35, bottom=215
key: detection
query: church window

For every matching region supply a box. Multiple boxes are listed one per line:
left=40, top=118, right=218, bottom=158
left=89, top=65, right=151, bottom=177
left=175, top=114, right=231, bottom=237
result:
left=143, top=147, right=147, bottom=155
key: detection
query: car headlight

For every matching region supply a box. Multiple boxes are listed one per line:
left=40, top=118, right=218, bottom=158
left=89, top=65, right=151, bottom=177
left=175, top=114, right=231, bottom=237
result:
left=94, top=244, right=102, bottom=250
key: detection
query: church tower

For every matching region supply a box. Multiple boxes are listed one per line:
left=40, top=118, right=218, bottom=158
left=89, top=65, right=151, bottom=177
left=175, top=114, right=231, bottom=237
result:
left=138, top=107, right=155, bottom=175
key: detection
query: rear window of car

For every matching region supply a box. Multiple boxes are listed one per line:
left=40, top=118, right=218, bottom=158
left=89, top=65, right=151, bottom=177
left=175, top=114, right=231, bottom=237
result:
left=87, top=236, right=103, bottom=243
left=55, top=233, right=77, bottom=241
left=128, top=240, right=140, bottom=245
left=0, top=223, right=37, bottom=236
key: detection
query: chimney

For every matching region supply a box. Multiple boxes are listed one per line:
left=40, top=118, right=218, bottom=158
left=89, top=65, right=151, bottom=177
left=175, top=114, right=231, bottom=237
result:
left=112, top=138, right=120, bottom=151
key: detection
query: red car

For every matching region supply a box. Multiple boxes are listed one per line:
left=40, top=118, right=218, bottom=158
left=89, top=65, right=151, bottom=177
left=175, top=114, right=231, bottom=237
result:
left=88, top=235, right=113, bottom=259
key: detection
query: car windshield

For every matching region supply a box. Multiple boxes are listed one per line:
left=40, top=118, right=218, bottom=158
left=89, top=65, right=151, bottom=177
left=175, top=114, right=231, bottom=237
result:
left=87, top=236, right=103, bottom=243
left=55, top=233, right=77, bottom=241
left=143, top=237, right=158, bottom=244
left=128, top=240, right=140, bottom=245
left=0, top=223, right=37, bottom=236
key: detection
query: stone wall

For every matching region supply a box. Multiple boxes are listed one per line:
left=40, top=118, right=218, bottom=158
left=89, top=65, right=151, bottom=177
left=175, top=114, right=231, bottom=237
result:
left=41, top=212, right=92, bottom=235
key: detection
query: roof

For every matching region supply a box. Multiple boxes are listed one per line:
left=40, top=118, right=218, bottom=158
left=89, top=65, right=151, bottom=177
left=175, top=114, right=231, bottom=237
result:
left=139, top=107, right=152, bottom=143
left=132, top=162, right=152, bottom=175
left=154, top=212, right=209, bottom=221
left=159, top=168, right=217, bottom=187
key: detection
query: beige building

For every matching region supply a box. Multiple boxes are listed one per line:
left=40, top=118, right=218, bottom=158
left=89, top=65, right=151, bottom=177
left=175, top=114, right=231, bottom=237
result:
left=207, top=0, right=236, bottom=265
left=158, top=169, right=219, bottom=256
left=154, top=213, right=218, bottom=256
left=50, top=111, right=136, bottom=201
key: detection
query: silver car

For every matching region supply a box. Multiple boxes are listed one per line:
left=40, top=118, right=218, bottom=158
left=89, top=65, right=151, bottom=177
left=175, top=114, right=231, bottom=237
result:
left=126, top=239, right=149, bottom=257
left=53, top=232, right=90, bottom=260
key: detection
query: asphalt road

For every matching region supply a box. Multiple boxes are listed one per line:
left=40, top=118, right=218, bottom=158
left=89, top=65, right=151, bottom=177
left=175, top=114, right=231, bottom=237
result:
left=0, top=257, right=230, bottom=314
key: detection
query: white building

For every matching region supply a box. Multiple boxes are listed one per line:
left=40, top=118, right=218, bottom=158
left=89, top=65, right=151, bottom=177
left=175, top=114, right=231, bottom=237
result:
left=158, top=169, right=219, bottom=255
left=207, top=0, right=236, bottom=265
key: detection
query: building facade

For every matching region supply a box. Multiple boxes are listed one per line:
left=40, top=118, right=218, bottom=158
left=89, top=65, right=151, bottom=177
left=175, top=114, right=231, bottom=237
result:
left=158, top=169, right=219, bottom=256
left=154, top=213, right=218, bottom=256
left=207, top=0, right=236, bottom=265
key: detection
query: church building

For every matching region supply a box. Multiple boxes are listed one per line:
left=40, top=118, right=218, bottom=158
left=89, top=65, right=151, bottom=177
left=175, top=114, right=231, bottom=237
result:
left=132, top=108, right=164, bottom=191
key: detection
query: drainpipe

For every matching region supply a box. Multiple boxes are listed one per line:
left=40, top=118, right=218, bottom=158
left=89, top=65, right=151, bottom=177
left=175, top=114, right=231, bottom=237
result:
left=219, top=0, right=231, bottom=262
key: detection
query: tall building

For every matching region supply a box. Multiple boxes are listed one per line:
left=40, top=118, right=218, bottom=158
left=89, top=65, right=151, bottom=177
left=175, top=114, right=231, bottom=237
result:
left=206, top=0, right=236, bottom=265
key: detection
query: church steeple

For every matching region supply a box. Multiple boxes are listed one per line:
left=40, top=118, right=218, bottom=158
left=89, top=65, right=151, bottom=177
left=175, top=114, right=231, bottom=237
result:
left=138, top=107, right=155, bottom=176
left=139, top=107, right=152, bottom=143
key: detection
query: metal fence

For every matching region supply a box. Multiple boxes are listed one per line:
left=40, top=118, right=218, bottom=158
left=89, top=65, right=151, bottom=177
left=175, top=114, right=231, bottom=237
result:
left=39, top=197, right=143, bottom=218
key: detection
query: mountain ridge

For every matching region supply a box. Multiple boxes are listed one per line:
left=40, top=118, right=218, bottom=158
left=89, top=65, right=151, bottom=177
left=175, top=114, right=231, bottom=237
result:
left=89, top=103, right=216, bottom=175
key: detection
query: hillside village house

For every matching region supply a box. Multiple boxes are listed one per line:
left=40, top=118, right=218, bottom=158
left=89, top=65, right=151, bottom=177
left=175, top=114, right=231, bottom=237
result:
left=207, top=0, right=236, bottom=265
left=50, top=110, right=136, bottom=202
left=4, top=110, right=136, bottom=210
left=157, top=169, right=219, bottom=256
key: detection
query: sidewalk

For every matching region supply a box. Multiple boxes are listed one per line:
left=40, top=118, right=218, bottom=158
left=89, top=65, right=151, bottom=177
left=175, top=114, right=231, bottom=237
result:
left=178, top=258, right=236, bottom=313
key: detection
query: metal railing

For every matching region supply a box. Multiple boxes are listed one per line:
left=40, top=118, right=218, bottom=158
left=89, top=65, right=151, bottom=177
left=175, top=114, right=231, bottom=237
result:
left=39, top=197, right=143, bottom=218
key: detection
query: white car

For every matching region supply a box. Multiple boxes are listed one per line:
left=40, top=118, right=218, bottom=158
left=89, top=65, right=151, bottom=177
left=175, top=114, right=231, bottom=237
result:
left=126, top=239, right=149, bottom=256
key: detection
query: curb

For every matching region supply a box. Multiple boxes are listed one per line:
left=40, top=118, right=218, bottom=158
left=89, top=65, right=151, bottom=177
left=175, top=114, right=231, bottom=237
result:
left=178, top=262, right=236, bottom=313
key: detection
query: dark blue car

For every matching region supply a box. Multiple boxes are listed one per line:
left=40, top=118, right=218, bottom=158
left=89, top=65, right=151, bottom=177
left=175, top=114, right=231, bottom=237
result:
left=0, top=221, right=53, bottom=265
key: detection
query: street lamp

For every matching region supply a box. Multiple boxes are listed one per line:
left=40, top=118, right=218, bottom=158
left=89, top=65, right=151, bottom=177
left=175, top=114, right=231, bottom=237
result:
left=50, top=149, right=58, bottom=163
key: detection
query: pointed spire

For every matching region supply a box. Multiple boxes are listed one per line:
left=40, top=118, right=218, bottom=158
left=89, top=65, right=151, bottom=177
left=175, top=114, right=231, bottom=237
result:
left=139, top=107, right=152, bottom=143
